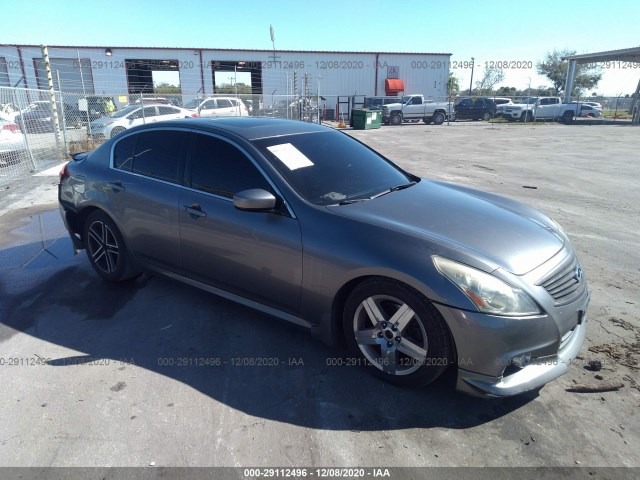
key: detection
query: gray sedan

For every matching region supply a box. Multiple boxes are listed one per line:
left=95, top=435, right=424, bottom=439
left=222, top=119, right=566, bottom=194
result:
left=58, top=118, right=590, bottom=397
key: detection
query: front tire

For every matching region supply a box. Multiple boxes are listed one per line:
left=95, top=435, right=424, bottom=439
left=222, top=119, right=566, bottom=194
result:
left=482, top=112, right=492, bottom=121
left=432, top=111, right=446, bottom=125
left=343, top=279, right=453, bottom=387
left=389, top=113, right=402, bottom=125
left=84, top=210, right=139, bottom=282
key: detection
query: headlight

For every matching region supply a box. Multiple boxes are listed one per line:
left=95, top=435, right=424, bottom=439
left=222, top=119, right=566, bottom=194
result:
left=433, top=256, right=541, bottom=316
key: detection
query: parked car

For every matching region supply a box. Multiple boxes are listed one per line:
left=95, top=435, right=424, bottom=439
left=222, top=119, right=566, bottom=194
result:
left=14, top=101, right=82, bottom=133
left=581, top=101, right=603, bottom=110
left=0, top=120, right=27, bottom=167
left=382, top=95, right=453, bottom=125
left=89, top=104, right=197, bottom=140
left=567, top=103, right=602, bottom=118
left=364, top=96, right=402, bottom=110
left=502, top=97, right=579, bottom=123
left=494, top=98, right=515, bottom=118
left=0, top=103, right=21, bottom=122
left=453, top=97, right=497, bottom=121
left=58, top=117, right=590, bottom=398
left=184, top=97, right=249, bottom=117
left=134, top=97, right=172, bottom=105
left=77, top=96, right=118, bottom=124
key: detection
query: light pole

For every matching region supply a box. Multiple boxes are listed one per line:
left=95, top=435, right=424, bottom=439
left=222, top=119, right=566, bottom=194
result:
left=468, top=57, right=475, bottom=96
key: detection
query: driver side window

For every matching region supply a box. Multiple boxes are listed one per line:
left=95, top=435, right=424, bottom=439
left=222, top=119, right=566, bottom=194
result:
left=188, top=134, right=271, bottom=198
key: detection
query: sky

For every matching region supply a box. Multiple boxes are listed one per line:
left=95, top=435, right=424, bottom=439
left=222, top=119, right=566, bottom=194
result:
left=2, top=0, right=639, bottom=95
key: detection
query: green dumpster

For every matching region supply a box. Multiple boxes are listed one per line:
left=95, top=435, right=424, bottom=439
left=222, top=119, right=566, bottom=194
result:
left=352, top=109, right=383, bottom=130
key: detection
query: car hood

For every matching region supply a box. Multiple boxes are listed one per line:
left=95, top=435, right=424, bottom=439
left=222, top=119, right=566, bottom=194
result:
left=328, top=180, right=565, bottom=275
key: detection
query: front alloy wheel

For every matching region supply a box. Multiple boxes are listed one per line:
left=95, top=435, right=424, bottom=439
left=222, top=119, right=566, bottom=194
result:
left=343, top=279, right=453, bottom=387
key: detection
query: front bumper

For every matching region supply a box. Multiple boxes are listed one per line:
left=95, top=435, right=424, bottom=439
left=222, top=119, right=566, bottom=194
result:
left=435, top=289, right=590, bottom=397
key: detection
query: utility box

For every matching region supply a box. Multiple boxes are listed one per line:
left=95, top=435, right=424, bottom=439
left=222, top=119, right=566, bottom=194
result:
left=352, top=109, right=382, bottom=130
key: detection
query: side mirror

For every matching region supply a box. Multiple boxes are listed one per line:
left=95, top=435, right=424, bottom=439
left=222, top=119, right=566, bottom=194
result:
left=233, top=189, right=276, bottom=211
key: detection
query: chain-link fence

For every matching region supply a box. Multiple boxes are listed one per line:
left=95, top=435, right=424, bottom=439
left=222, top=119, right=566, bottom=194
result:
left=2, top=85, right=638, bottom=184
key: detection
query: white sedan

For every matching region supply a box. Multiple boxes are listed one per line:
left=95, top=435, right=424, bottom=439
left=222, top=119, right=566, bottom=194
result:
left=89, top=104, right=197, bottom=139
left=0, top=120, right=27, bottom=167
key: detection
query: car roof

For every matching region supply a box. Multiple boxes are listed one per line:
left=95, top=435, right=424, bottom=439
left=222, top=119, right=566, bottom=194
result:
left=123, top=117, right=329, bottom=141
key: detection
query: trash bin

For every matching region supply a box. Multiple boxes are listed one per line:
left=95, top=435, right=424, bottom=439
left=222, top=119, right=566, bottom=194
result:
left=352, top=109, right=383, bottom=130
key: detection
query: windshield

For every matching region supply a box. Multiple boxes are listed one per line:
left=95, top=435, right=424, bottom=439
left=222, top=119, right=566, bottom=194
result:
left=183, top=99, right=201, bottom=109
left=253, top=131, right=413, bottom=206
left=110, top=105, right=140, bottom=118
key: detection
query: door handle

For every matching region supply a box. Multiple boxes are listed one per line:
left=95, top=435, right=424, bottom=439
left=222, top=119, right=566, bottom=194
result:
left=184, top=203, right=206, bottom=218
left=107, top=181, right=124, bottom=192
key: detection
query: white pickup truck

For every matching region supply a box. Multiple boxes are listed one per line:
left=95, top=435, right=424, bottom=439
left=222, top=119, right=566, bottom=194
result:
left=382, top=95, right=453, bottom=125
left=500, top=97, right=578, bottom=123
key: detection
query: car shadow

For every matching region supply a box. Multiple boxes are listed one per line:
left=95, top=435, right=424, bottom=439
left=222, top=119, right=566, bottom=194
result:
left=0, top=231, right=538, bottom=432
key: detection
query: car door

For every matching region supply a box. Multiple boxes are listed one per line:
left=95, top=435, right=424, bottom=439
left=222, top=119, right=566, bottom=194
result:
left=105, top=129, right=188, bottom=272
left=179, top=132, right=303, bottom=314
left=198, top=99, right=217, bottom=117
left=127, top=106, right=158, bottom=127
left=214, top=98, right=235, bottom=116
left=157, top=105, right=184, bottom=121
left=534, top=98, right=551, bottom=119
left=455, top=98, right=473, bottom=119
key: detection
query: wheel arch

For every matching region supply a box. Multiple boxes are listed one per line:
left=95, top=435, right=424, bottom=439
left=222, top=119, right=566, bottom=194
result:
left=326, top=274, right=458, bottom=362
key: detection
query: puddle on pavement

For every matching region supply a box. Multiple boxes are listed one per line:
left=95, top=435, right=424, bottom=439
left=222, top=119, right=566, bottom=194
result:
left=0, top=209, right=75, bottom=269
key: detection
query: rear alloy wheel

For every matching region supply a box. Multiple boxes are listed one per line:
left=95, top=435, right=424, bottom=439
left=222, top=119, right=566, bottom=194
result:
left=84, top=210, right=138, bottom=282
left=562, top=111, right=574, bottom=124
left=390, top=113, right=402, bottom=125
left=343, top=279, right=453, bottom=387
left=432, top=111, right=446, bottom=125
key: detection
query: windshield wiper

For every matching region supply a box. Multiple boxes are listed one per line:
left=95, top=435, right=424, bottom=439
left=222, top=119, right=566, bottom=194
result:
left=369, top=181, right=417, bottom=200
left=337, top=198, right=369, bottom=205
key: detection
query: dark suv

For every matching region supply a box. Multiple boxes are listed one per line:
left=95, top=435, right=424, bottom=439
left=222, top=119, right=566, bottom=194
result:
left=453, top=97, right=496, bottom=121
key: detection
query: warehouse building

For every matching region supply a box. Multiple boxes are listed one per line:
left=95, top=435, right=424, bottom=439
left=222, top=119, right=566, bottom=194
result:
left=0, top=45, right=451, bottom=104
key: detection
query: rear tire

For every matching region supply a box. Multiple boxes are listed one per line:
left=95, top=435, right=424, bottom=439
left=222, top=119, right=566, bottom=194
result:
left=432, top=111, right=445, bottom=125
left=84, top=210, right=139, bottom=282
left=561, top=111, right=574, bottom=124
left=343, top=278, right=453, bottom=388
left=482, top=112, right=492, bottom=121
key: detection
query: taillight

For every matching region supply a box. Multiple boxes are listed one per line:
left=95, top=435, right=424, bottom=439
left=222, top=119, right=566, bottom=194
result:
left=191, top=113, right=199, bottom=118
left=2, top=123, right=21, bottom=133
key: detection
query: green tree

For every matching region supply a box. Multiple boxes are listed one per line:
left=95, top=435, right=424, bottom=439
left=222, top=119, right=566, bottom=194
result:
left=154, top=82, right=181, bottom=94
left=447, top=72, right=460, bottom=95
left=216, top=82, right=253, bottom=94
left=536, top=50, right=603, bottom=96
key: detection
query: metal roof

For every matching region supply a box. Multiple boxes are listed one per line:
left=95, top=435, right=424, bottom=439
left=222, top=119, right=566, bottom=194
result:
left=6, top=44, right=451, bottom=56
left=563, top=46, right=640, bottom=63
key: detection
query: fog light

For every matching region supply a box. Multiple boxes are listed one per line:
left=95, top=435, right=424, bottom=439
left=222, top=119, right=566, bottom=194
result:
left=511, top=353, right=531, bottom=369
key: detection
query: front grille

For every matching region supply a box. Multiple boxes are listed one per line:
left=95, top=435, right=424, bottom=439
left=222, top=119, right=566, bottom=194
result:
left=538, top=254, right=585, bottom=306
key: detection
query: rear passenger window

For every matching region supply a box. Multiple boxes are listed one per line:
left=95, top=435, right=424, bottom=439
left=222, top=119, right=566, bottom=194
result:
left=113, top=135, right=136, bottom=171
left=158, top=106, right=178, bottom=115
left=216, top=99, right=232, bottom=108
left=131, top=130, right=188, bottom=183
left=188, top=134, right=270, bottom=198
